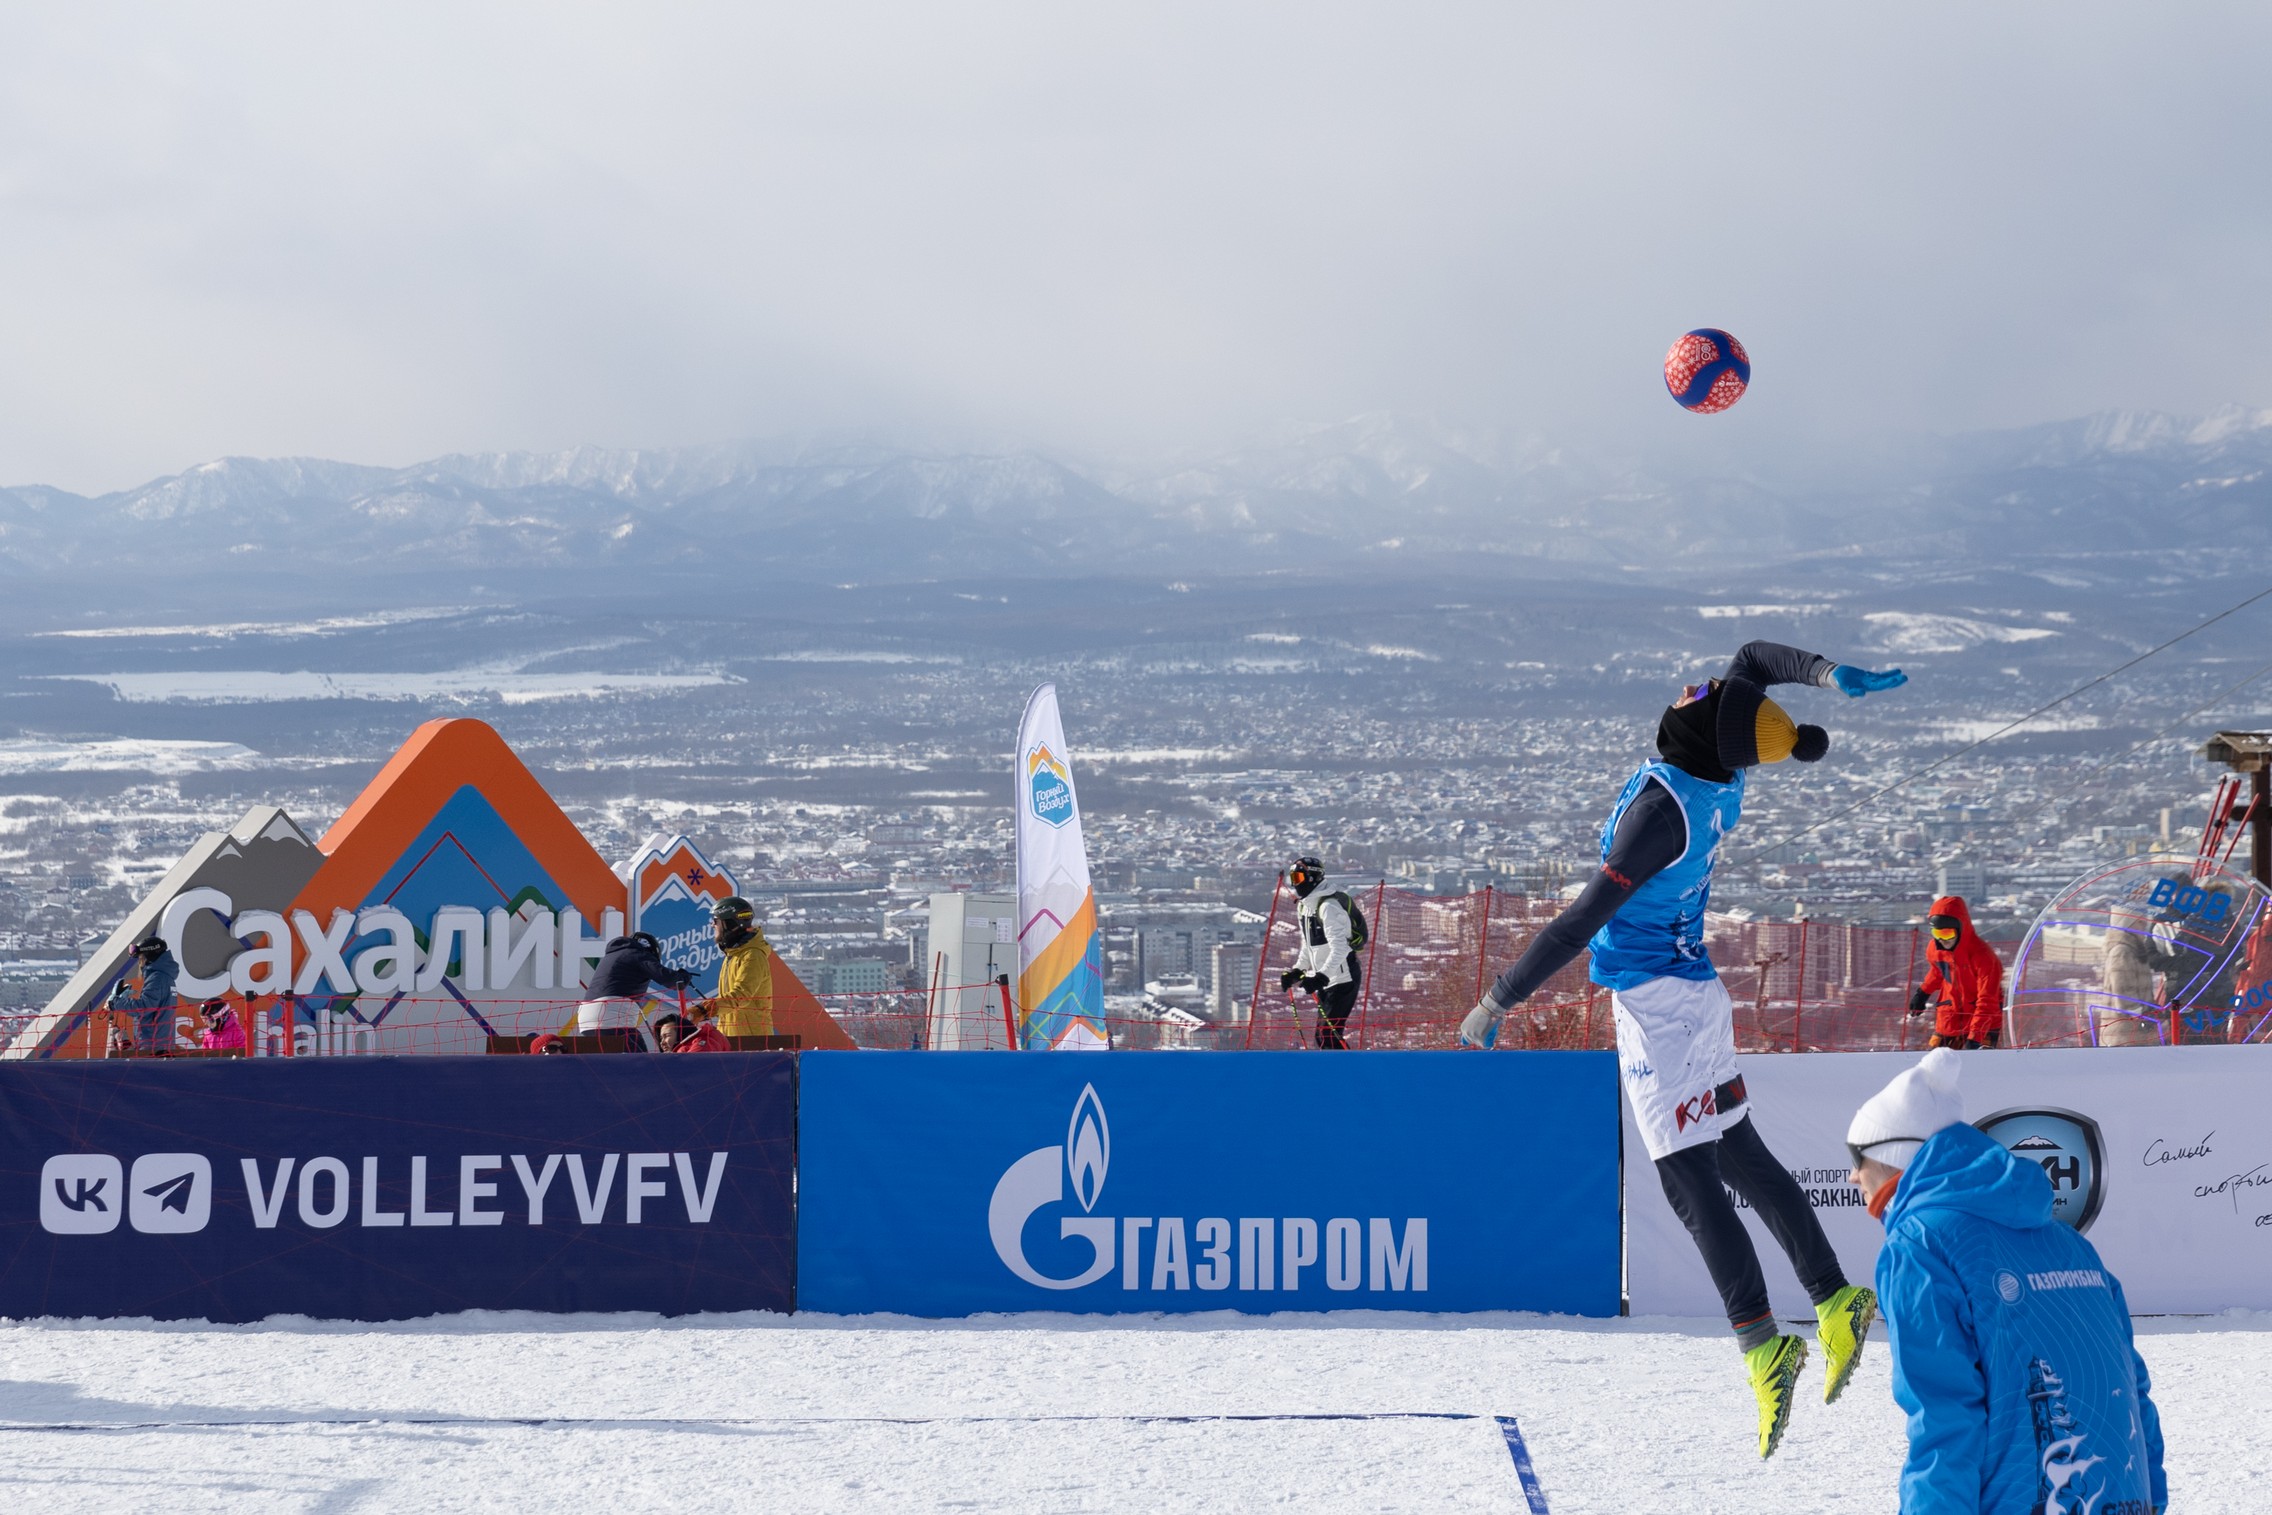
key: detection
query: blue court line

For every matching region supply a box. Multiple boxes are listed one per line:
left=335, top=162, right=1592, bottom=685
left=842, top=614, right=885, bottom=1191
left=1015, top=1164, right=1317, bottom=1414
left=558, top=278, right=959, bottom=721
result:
left=1495, top=1416, right=1552, bottom=1514
left=3, top=1409, right=1549, bottom=1504
left=0, top=1411, right=1483, bottom=1432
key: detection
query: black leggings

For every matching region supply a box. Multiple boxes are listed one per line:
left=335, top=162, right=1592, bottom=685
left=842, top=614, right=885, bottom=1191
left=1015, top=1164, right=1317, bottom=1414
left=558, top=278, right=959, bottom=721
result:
left=1654, top=1113, right=1847, bottom=1333
left=1315, top=972, right=1359, bottom=1049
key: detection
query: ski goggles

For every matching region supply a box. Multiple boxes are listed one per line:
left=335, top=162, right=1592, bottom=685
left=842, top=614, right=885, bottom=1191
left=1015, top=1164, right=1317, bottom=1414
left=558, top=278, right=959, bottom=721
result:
left=1847, top=1136, right=1925, bottom=1169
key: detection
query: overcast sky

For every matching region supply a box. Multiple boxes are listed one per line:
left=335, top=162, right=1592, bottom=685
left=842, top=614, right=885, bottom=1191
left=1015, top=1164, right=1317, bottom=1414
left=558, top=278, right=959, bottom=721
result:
left=3, top=4, right=2269, bottom=492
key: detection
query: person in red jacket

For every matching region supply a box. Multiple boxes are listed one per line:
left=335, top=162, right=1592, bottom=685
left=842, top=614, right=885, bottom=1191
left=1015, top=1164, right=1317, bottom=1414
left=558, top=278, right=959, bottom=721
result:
left=650, top=1013, right=730, bottom=1053
left=1907, top=895, right=2005, bottom=1048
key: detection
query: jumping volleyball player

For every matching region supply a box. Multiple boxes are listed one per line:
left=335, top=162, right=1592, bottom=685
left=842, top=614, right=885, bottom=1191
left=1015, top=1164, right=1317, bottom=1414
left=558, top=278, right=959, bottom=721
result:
left=1461, top=641, right=1907, bottom=1457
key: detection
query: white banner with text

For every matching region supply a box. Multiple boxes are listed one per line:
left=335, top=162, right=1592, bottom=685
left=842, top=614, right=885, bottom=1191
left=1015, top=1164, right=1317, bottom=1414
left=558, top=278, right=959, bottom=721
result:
left=1623, top=1045, right=2272, bottom=1318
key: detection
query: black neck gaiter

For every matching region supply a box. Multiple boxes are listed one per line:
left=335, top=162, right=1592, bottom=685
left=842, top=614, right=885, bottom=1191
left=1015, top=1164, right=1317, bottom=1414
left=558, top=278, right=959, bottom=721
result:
left=1655, top=685, right=1734, bottom=783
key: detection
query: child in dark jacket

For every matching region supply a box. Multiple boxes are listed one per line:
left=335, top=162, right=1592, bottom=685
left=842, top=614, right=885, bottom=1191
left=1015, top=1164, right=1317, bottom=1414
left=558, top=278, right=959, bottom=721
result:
left=1848, top=1049, right=2165, bottom=1514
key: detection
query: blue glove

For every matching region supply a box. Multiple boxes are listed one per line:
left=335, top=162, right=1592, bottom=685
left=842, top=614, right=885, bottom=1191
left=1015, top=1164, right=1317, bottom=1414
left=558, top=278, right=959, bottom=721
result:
left=1831, top=665, right=1906, bottom=698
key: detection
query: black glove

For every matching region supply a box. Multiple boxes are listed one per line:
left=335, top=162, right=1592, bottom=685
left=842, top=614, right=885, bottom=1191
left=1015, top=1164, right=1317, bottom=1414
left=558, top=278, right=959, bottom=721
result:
left=1301, top=973, right=1328, bottom=994
left=1278, top=968, right=1301, bottom=992
left=1907, top=988, right=1928, bottom=1016
left=1979, top=1029, right=2000, bottom=1049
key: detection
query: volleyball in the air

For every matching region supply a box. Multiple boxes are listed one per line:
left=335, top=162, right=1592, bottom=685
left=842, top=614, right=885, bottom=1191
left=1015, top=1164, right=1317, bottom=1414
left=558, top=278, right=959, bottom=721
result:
left=1663, top=328, right=1750, bottom=414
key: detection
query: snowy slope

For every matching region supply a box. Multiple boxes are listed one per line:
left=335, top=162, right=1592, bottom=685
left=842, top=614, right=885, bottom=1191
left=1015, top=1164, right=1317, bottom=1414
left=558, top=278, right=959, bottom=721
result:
left=0, top=1309, right=2260, bottom=1513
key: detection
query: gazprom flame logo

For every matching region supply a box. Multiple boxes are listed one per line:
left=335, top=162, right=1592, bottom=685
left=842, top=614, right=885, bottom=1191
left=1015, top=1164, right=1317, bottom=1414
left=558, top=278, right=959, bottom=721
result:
left=988, top=1083, right=1115, bottom=1288
left=1067, top=1084, right=1109, bottom=1211
left=1026, top=744, right=1075, bottom=829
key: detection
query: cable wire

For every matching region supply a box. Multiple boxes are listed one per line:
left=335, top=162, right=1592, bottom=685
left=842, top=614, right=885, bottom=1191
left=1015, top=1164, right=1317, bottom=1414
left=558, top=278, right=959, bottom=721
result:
left=1745, top=580, right=2272, bottom=860
left=2054, top=653, right=2272, bottom=796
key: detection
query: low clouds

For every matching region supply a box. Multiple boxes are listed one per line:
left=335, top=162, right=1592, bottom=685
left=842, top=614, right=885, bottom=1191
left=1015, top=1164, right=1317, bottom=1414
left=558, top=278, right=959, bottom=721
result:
left=2, top=3, right=2268, bottom=491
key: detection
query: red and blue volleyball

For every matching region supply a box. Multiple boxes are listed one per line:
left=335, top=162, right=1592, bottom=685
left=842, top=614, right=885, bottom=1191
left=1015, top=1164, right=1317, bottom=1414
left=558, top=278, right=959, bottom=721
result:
left=1663, top=328, right=1750, bottom=414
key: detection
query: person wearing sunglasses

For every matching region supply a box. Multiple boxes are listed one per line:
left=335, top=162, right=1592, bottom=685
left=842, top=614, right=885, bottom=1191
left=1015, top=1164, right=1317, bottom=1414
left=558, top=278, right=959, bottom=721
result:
left=1460, top=639, right=1906, bottom=1457
left=1907, top=895, right=2005, bottom=1049
left=1847, top=1048, right=2165, bottom=1515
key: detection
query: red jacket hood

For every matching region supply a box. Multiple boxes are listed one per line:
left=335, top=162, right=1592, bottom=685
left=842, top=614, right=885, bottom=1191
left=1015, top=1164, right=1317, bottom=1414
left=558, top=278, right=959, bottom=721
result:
left=1926, top=895, right=1999, bottom=970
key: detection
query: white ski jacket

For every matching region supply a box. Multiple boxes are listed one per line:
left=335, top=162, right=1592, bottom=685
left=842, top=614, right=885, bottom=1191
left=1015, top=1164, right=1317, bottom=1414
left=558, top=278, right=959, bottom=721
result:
left=1293, top=891, right=1356, bottom=988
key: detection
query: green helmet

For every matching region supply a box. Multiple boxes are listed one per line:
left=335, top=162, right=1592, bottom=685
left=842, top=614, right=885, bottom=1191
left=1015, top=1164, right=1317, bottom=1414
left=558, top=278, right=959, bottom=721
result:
left=712, top=895, right=756, bottom=946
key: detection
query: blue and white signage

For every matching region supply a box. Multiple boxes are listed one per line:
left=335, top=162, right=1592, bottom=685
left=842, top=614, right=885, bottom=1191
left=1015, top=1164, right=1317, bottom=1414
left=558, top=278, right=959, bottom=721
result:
left=798, top=1051, right=1620, bottom=1316
left=0, top=1056, right=797, bottom=1321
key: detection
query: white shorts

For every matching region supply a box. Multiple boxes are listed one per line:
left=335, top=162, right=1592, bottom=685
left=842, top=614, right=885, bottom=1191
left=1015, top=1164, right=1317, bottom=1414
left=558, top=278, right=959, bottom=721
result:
left=1612, top=975, right=1750, bottom=1161
left=575, top=997, right=641, bottom=1034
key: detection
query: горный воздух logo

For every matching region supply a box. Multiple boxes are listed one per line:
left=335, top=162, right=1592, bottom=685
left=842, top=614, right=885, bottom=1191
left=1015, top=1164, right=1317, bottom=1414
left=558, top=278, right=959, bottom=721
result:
left=1975, top=1107, right=2106, bottom=1233
left=1025, top=744, right=1075, bottom=829
left=985, top=1083, right=1430, bottom=1296
left=40, top=1153, right=213, bottom=1236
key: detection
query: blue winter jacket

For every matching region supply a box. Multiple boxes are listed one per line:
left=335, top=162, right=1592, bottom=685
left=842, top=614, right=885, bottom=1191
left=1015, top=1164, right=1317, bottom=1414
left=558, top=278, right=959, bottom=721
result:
left=1877, top=1122, right=2165, bottom=1515
left=108, top=951, right=180, bottom=1053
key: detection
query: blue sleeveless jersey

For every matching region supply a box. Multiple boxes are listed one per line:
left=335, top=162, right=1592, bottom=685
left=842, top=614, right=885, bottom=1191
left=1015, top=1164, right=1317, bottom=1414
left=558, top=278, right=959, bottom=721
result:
left=1587, top=761, right=1745, bottom=989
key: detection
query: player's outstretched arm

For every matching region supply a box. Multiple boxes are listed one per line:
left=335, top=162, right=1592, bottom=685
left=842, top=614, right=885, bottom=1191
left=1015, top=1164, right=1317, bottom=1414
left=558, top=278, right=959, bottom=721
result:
left=1460, top=785, right=1684, bottom=1047
left=1725, top=640, right=1904, bottom=698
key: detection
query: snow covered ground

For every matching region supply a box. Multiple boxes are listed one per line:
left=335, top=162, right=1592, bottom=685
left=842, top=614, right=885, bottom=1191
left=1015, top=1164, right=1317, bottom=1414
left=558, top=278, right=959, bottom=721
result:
left=0, top=1309, right=2261, bottom=1513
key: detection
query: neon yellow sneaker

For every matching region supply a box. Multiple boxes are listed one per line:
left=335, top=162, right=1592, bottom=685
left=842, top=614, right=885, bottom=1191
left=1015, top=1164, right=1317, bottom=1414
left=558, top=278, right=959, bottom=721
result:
left=1814, top=1285, right=1879, bottom=1404
left=1745, top=1334, right=1808, bottom=1458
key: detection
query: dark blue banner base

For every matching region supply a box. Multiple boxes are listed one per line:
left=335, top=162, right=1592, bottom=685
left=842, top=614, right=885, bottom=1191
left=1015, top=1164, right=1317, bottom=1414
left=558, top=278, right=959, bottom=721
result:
left=0, top=1056, right=796, bottom=1322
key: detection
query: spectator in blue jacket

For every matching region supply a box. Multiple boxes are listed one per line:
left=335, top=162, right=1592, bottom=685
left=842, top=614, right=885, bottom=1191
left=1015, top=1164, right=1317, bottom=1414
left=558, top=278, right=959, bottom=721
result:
left=106, top=935, right=180, bottom=1055
left=1847, top=1048, right=2166, bottom=1515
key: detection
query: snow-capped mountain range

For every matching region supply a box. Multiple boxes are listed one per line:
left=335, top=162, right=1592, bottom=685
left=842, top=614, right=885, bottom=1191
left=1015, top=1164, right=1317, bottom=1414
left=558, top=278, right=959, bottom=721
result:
left=4, top=406, right=2269, bottom=584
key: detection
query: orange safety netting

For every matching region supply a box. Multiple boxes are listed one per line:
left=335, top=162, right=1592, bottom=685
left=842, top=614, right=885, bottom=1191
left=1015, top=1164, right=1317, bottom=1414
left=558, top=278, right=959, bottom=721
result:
left=1239, top=881, right=2019, bottom=1054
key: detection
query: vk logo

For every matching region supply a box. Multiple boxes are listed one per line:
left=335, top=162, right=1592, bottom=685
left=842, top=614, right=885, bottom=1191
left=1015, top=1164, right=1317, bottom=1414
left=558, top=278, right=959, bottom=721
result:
left=41, top=1155, right=122, bottom=1234
left=40, top=1154, right=212, bottom=1236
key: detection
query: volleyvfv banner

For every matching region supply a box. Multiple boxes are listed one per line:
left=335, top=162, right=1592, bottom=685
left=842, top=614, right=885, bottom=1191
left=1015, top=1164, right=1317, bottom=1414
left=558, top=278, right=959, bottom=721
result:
left=0, top=1056, right=796, bottom=1321
left=1014, top=683, right=1106, bottom=1050
left=1623, top=1046, right=2272, bottom=1318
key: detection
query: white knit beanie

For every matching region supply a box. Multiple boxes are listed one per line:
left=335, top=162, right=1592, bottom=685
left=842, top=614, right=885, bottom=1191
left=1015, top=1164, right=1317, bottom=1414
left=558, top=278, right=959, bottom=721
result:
left=1846, top=1047, right=1965, bottom=1170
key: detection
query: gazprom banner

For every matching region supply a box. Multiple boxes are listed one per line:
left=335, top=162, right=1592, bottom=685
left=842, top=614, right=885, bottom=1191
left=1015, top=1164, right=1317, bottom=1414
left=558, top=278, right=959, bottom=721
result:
left=0, top=1056, right=796, bottom=1321
left=799, top=1051, right=1619, bottom=1317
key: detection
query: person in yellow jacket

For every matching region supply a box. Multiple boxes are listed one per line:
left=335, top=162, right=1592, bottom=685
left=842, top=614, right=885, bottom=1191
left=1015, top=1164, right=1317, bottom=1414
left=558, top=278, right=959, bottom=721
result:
left=696, top=895, right=774, bottom=1038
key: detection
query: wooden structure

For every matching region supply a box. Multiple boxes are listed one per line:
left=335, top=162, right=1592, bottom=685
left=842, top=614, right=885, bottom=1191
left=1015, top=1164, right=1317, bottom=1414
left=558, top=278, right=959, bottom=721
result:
left=2201, top=731, right=2272, bottom=887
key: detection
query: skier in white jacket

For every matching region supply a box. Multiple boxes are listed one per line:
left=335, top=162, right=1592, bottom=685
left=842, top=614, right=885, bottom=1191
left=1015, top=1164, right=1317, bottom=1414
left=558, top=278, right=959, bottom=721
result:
left=1277, top=855, right=1361, bottom=1049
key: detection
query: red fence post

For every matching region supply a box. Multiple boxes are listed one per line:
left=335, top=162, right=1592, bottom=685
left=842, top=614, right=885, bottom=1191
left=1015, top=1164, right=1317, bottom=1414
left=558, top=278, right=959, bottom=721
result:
left=1246, top=873, right=1285, bottom=1050
left=1900, top=926, right=1918, bottom=1052
left=924, top=951, right=945, bottom=1050
left=1473, top=885, right=1495, bottom=1004
left=1353, top=881, right=1386, bottom=1049
left=1792, top=923, right=1809, bottom=1053
left=997, top=975, right=1019, bottom=1049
